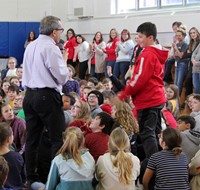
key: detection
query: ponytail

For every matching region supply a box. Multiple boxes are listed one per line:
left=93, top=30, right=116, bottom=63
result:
left=172, top=147, right=182, bottom=156
left=113, top=149, right=133, bottom=185
left=109, top=127, right=134, bottom=185
left=58, top=127, right=83, bottom=166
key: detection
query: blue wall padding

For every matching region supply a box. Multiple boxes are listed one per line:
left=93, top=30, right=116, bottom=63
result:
left=0, top=22, right=9, bottom=57
left=0, top=22, right=39, bottom=64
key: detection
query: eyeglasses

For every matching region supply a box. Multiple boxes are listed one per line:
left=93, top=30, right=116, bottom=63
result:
left=88, top=95, right=97, bottom=99
left=55, top=28, right=64, bottom=33
left=72, top=105, right=80, bottom=109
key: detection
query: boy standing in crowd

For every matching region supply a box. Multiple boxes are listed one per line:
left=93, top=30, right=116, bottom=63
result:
left=118, top=22, right=168, bottom=158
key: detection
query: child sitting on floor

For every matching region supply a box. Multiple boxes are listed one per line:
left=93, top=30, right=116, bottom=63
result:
left=32, top=127, right=95, bottom=190
left=95, top=127, right=140, bottom=190
left=85, top=112, right=115, bottom=162
left=0, top=123, right=26, bottom=189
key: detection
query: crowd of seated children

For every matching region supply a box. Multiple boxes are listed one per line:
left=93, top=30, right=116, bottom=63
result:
left=62, top=64, right=80, bottom=95
left=0, top=123, right=26, bottom=189
left=85, top=112, right=115, bottom=162
left=177, top=115, right=200, bottom=162
left=95, top=127, right=140, bottom=190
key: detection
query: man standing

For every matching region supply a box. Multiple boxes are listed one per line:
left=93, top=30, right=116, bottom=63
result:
left=22, top=16, right=69, bottom=185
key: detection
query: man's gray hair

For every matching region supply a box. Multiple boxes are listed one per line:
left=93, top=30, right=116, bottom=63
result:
left=39, top=16, right=61, bottom=35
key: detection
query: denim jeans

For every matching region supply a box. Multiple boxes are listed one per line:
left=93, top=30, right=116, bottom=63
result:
left=193, top=73, right=200, bottom=94
left=104, top=60, right=116, bottom=78
left=174, top=61, right=188, bottom=96
left=113, top=61, right=130, bottom=85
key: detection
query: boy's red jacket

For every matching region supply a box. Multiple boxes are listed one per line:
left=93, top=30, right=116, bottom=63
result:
left=118, top=46, right=168, bottom=110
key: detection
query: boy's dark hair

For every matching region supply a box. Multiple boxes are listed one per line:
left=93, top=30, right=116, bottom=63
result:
left=193, top=94, right=200, bottom=102
left=177, top=116, right=196, bottom=130
left=172, top=21, right=182, bottom=28
left=62, top=93, right=75, bottom=105
left=88, top=77, right=98, bottom=86
left=0, top=156, right=9, bottom=188
left=8, top=84, right=19, bottom=94
left=96, top=112, right=115, bottom=135
left=136, top=22, right=157, bottom=40
left=17, top=66, right=23, bottom=71
left=0, top=123, right=13, bottom=146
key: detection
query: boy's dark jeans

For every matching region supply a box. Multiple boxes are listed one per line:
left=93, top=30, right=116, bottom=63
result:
left=137, top=105, right=163, bottom=158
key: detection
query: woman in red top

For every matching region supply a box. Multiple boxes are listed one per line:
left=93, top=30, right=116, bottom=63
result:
left=64, top=28, right=78, bottom=68
left=102, top=28, right=120, bottom=78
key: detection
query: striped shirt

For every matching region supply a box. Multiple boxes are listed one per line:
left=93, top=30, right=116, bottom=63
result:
left=147, top=150, right=191, bottom=190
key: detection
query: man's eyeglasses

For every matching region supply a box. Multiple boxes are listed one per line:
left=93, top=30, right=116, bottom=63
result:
left=55, top=28, right=64, bottom=33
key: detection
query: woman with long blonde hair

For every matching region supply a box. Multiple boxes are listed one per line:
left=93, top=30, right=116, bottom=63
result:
left=95, top=127, right=140, bottom=190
